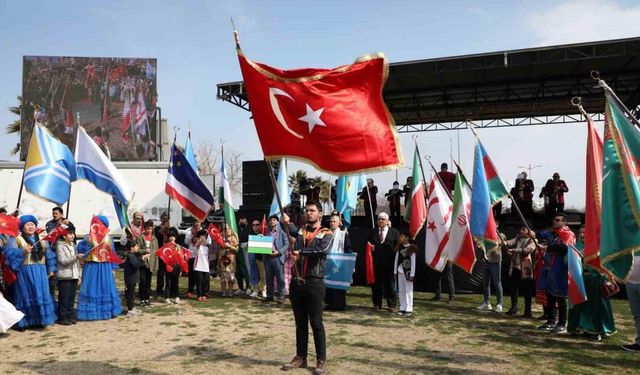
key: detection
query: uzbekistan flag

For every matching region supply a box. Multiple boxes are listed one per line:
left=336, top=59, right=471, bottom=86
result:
left=248, top=235, right=273, bottom=254
left=404, top=146, right=427, bottom=239
left=568, top=244, right=587, bottom=305
left=165, top=144, right=214, bottom=221
left=470, top=140, right=505, bottom=253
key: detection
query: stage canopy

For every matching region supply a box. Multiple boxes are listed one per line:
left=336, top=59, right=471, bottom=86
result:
left=217, top=37, right=640, bottom=133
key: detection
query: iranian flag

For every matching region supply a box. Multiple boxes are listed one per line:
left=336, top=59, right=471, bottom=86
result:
left=221, top=154, right=238, bottom=235
left=446, top=171, right=476, bottom=273
left=404, top=146, right=427, bottom=238
left=424, top=175, right=453, bottom=271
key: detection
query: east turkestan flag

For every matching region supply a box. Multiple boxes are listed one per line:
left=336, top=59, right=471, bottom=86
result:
left=424, top=176, right=453, bottom=271
left=600, top=94, right=640, bottom=281
left=404, top=146, right=427, bottom=239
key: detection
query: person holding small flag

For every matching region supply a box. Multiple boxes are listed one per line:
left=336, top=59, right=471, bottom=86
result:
left=263, top=215, right=288, bottom=304
left=55, top=222, right=81, bottom=325
left=219, top=225, right=239, bottom=298
left=4, top=215, right=57, bottom=330
left=503, top=224, right=536, bottom=318
left=136, top=220, right=158, bottom=307
left=192, top=230, right=211, bottom=302
left=530, top=213, right=575, bottom=334
left=324, top=213, right=352, bottom=311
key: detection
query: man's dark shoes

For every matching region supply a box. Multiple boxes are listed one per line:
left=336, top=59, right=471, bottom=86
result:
left=430, top=295, right=441, bottom=302
left=506, top=307, right=517, bottom=316
left=621, top=343, right=640, bottom=352
left=312, top=359, right=326, bottom=375
left=262, top=297, right=274, bottom=304
left=282, top=356, right=307, bottom=371
left=57, top=320, right=72, bottom=326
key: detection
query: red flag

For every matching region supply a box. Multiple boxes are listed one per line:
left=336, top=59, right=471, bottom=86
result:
left=365, top=242, right=375, bottom=285
left=0, top=215, right=19, bottom=237
left=89, top=216, right=123, bottom=265
left=260, top=214, right=268, bottom=236
left=44, top=225, right=68, bottom=245
left=583, top=117, right=610, bottom=277
left=237, top=50, right=403, bottom=174
left=156, top=243, right=179, bottom=272
left=0, top=252, right=16, bottom=286
left=176, top=247, right=192, bottom=274
left=207, top=224, right=225, bottom=248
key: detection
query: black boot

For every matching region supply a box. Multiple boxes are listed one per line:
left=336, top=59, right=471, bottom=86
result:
left=523, top=295, right=532, bottom=318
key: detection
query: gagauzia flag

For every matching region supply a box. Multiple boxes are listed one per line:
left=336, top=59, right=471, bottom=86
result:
left=324, top=253, right=357, bottom=290
left=23, top=123, right=77, bottom=205
left=470, top=140, right=505, bottom=254
left=165, top=144, right=214, bottom=221
left=237, top=47, right=403, bottom=174
left=405, top=146, right=427, bottom=239
left=600, top=94, right=640, bottom=281
left=568, top=244, right=588, bottom=305
left=424, top=176, right=453, bottom=271
left=446, top=171, right=475, bottom=273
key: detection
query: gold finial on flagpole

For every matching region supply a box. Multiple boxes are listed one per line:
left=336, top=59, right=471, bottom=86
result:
left=231, top=18, right=240, bottom=50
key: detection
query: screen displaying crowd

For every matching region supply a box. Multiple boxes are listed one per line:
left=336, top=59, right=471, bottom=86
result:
left=21, top=56, right=158, bottom=161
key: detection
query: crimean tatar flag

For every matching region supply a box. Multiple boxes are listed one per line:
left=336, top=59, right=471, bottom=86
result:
left=237, top=48, right=402, bottom=174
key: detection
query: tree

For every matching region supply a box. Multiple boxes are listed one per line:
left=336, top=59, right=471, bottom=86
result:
left=6, top=96, right=22, bottom=155
left=195, top=140, right=243, bottom=194
left=314, top=176, right=332, bottom=204
left=288, top=170, right=308, bottom=195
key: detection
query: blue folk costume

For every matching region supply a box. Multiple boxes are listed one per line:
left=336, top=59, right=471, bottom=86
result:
left=76, top=215, right=122, bottom=320
left=4, top=215, right=57, bottom=328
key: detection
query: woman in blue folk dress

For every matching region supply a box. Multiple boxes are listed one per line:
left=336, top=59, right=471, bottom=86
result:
left=5, top=215, right=57, bottom=329
left=76, top=215, right=122, bottom=320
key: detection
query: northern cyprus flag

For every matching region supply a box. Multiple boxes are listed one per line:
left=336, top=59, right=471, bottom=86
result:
left=424, top=175, right=453, bottom=271
left=221, top=154, right=238, bottom=235
left=446, top=171, right=476, bottom=273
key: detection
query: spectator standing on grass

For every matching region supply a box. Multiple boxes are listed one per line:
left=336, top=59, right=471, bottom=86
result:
left=192, top=230, right=211, bottom=302
left=154, top=212, right=170, bottom=298
left=219, top=225, right=238, bottom=297
left=368, top=212, right=399, bottom=312
left=504, top=224, right=536, bottom=318
left=394, top=229, right=416, bottom=316
left=476, top=222, right=505, bottom=314
left=324, top=213, right=352, bottom=311
left=263, top=215, right=288, bottom=305
left=123, top=240, right=148, bottom=316
left=136, top=220, right=158, bottom=307
left=55, top=223, right=81, bottom=325
left=622, top=254, right=640, bottom=352
left=184, top=220, right=207, bottom=299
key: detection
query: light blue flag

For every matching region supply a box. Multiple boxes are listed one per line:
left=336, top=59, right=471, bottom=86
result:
left=269, top=159, right=290, bottom=217
left=23, top=123, right=77, bottom=205
left=324, top=253, right=357, bottom=290
left=184, top=131, right=198, bottom=174
left=335, top=173, right=366, bottom=227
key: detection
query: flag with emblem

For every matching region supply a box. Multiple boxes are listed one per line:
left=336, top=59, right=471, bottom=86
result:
left=404, top=146, right=427, bottom=239
left=237, top=45, right=403, bottom=174
left=165, top=144, right=214, bottom=221
left=424, top=176, right=453, bottom=271
left=600, top=94, right=640, bottom=281
left=470, top=139, right=502, bottom=253
left=324, top=253, right=357, bottom=290
left=446, top=171, right=475, bottom=273
left=23, top=123, right=77, bottom=205
left=0, top=215, right=19, bottom=237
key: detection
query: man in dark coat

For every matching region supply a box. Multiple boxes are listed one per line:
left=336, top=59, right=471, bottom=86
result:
left=368, top=212, right=400, bottom=311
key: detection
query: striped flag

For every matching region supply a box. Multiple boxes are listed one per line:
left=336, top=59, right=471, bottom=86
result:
left=221, top=153, right=238, bottom=235
left=446, top=171, right=475, bottom=273
left=424, top=175, right=453, bottom=271
left=23, top=123, right=77, bottom=205
left=165, top=144, right=214, bottom=221
left=470, top=140, right=502, bottom=253
left=404, top=146, right=427, bottom=239
left=269, top=159, right=291, bottom=217
left=248, top=235, right=273, bottom=254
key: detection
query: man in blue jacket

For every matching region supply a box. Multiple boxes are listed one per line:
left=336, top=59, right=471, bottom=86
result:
left=263, top=214, right=289, bottom=304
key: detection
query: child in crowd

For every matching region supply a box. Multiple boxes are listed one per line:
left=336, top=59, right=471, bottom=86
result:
left=394, top=230, right=417, bottom=316
left=163, top=228, right=182, bottom=305
left=192, top=230, right=211, bottom=302
left=56, top=223, right=82, bottom=325
left=219, top=225, right=239, bottom=297
left=136, top=220, right=158, bottom=307
left=123, top=240, right=149, bottom=316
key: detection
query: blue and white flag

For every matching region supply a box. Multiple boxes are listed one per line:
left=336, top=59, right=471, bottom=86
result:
left=269, top=159, right=290, bottom=217
left=324, top=252, right=357, bottom=290
left=23, top=123, right=77, bottom=205
left=75, top=126, right=133, bottom=205
left=335, top=173, right=366, bottom=227
left=184, top=131, right=198, bottom=174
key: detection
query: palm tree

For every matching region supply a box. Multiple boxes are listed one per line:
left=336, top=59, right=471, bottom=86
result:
left=6, top=96, right=22, bottom=155
left=288, top=170, right=307, bottom=194
left=313, top=176, right=332, bottom=205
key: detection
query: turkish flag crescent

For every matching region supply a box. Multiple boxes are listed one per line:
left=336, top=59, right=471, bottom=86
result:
left=238, top=51, right=403, bottom=174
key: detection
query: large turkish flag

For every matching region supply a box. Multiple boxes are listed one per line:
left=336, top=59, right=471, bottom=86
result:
left=238, top=51, right=403, bottom=174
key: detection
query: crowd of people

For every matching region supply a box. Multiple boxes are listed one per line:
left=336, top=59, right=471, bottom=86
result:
left=1, top=180, right=639, bottom=375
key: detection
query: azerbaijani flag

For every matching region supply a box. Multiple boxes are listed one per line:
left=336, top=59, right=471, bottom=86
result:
left=221, top=153, right=238, bottom=235
left=404, top=146, right=427, bottom=239
left=469, top=140, right=502, bottom=253
left=600, top=94, right=640, bottom=281
left=568, top=244, right=587, bottom=305
left=446, top=171, right=475, bottom=273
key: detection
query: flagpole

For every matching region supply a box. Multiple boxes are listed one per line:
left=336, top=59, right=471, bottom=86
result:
left=167, top=127, right=178, bottom=221
left=65, top=113, right=81, bottom=217
left=365, top=185, right=375, bottom=229
left=411, top=136, right=431, bottom=211
left=592, top=71, right=640, bottom=128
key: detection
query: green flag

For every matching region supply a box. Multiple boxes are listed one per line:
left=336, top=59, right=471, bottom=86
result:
left=221, top=155, right=238, bottom=235
left=600, top=94, right=640, bottom=281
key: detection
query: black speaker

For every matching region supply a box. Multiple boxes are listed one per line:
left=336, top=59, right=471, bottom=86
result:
left=240, top=160, right=275, bottom=210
